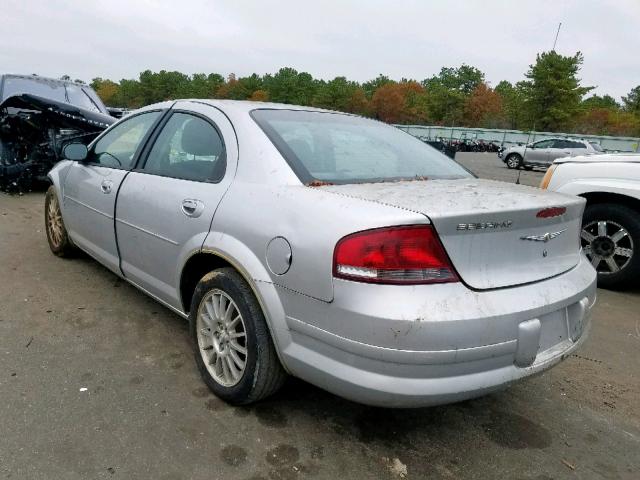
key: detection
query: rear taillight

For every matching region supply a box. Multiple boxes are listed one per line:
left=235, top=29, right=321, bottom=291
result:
left=333, top=225, right=458, bottom=284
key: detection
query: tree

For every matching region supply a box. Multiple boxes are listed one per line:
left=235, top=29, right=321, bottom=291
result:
left=371, top=81, right=427, bottom=124
left=90, top=78, right=120, bottom=106
left=312, top=76, right=361, bottom=111
left=464, top=83, right=504, bottom=127
left=423, top=65, right=485, bottom=95
left=249, top=89, right=269, bottom=102
left=494, top=80, right=526, bottom=129
left=262, top=67, right=317, bottom=105
left=419, top=65, right=485, bottom=125
left=583, top=94, right=620, bottom=110
left=622, top=86, right=640, bottom=114
left=362, top=74, right=393, bottom=99
left=519, top=51, right=593, bottom=131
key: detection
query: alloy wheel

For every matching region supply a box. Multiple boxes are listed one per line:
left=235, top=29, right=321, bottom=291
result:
left=506, top=156, right=519, bottom=169
left=581, top=220, right=634, bottom=274
left=196, top=289, right=248, bottom=387
left=47, top=194, right=64, bottom=248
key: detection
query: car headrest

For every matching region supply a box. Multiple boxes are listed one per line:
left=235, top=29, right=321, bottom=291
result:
left=181, top=118, right=223, bottom=157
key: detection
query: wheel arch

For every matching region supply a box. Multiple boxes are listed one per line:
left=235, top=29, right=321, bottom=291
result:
left=580, top=191, right=640, bottom=214
left=178, top=247, right=291, bottom=371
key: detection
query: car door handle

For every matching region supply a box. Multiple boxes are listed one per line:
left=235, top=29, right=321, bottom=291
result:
left=101, top=180, right=113, bottom=194
left=181, top=199, right=204, bottom=218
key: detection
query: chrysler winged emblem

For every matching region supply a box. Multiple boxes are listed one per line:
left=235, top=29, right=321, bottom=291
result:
left=520, top=229, right=566, bottom=242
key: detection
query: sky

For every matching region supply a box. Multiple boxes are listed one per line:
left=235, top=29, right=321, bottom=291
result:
left=2, top=0, right=639, bottom=100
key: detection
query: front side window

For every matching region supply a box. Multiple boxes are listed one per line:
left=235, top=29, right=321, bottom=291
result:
left=90, top=111, right=162, bottom=169
left=143, top=113, right=225, bottom=182
left=251, top=109, right=471, bottom=184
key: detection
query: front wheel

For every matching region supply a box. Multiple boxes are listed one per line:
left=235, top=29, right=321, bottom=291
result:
left=505, top=154, right=522, bottom=169
left=45, top=185, right=75, bottom=257
left=581, top=203, right=640, bottom=289
left=190, top=267, right=286, bottom=404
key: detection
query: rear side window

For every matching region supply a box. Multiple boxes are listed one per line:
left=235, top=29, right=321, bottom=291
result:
left=143, top=112, right=226, bottom=182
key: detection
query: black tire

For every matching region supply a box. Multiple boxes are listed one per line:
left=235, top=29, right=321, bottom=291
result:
left=189, top=267, right=286, bottom=404
left=582, top=203, right=640, bottom=290
left=44, top=185, right=76, bottom=257
left=505, top=154, right=522, bottom=169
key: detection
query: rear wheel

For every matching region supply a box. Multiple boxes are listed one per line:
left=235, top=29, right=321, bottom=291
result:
left=581, top=203, right=640, bottom=289
left=190, top=267, right=286, bottom=404
left=505, top=154, right=522, bottom=169
left=45, top=185, right=75, bottom=257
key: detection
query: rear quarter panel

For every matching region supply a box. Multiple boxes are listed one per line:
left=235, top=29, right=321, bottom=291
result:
left=204, top=181, right=426, bottom=303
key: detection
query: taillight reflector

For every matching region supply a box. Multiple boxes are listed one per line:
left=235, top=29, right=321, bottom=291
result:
left=333, top=225, right=458, bottom=284
left=536, top=206, right=567, bottom=218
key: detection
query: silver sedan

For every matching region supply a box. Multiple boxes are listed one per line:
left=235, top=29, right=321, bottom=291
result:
left=45, top=100, right=597, bottom=407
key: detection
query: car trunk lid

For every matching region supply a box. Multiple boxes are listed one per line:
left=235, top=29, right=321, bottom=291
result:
left=319, top=179, right=586, bottom=290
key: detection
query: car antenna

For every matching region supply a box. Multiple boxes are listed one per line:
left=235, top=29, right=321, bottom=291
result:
left=516, top=124, right=535, bottom=185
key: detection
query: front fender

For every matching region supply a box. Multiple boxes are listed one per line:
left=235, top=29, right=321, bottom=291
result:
left=46, top=160, right=74, bottom=214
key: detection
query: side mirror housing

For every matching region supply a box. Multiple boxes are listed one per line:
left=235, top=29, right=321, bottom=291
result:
left=63, top=143, right=88, bottom=162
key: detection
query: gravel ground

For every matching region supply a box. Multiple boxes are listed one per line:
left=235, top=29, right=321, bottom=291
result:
left=0, top=153, right=638, bottom=479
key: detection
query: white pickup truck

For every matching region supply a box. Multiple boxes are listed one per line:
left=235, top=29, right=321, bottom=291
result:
left=541, top=153, right=640, bottom=289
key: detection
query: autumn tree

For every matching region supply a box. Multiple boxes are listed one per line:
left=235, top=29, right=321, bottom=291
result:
left=371, top=81, right=427, bottom=124
left=249, top=89, right=269, bottom=102
left=463, top=83, right=504, bottom=127
left=90, top=78, right=120, bottom=106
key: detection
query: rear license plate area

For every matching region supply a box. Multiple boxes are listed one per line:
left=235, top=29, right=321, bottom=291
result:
left=538, top=309, right=568, bottom=353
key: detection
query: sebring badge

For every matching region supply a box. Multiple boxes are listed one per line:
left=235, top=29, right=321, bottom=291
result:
left=520, top=229, right=566, bottom=242
left=457, top=220, right=512, bottom=231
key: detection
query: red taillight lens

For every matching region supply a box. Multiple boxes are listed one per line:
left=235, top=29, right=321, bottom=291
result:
left=333, top=225, right=458, bottom=284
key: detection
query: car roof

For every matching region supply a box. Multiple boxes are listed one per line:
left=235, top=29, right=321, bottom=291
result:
left=1, top=74, right=84, bottom=87
left=175, top=98, right=345, bottom=116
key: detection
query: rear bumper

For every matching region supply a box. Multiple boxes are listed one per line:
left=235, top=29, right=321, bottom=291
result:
left=276, top=254, right=597, bottom=407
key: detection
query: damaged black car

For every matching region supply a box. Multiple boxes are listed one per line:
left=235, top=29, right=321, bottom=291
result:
left=0, top=74, right=116, bottom=192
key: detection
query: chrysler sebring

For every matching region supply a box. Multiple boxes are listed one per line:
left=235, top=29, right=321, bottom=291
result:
left=45, top=100, right=597, bottom=407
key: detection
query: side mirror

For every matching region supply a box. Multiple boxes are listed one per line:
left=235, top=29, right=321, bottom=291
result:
left=63, top=143, right=88, bottom=162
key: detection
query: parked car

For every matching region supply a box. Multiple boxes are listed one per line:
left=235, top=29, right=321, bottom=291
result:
left=499, top=138, right=604, bottom=170
left=45, top=100, right=596, bottom=407
left=0, top=74, right=115, bottom=192
left=541, top=153, right=640, bottom=289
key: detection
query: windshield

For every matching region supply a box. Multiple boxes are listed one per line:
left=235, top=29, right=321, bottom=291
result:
left=251, top=109, right=472, bottom=184
left=589, top=142, right=604, bottom=152
left=2, top=77, right=67, bottom=103
left=65, top=84, right=103, bottom=113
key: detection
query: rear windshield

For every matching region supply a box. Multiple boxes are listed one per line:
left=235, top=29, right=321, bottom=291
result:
left=251, top=109, right=472, bottom=184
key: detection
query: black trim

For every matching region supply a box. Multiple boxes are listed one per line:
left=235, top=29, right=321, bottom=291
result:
left=135, top=109, right=227, bottom=184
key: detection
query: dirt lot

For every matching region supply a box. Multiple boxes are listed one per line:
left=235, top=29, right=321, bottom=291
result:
left=0, top=153, right=639, bottom=479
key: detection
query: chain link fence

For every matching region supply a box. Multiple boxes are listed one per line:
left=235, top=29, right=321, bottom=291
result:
left=396, top=125, right=640, bottom=153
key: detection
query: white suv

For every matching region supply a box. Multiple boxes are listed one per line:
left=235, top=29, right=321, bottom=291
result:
left=542, top=153, right=640, bottom=289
